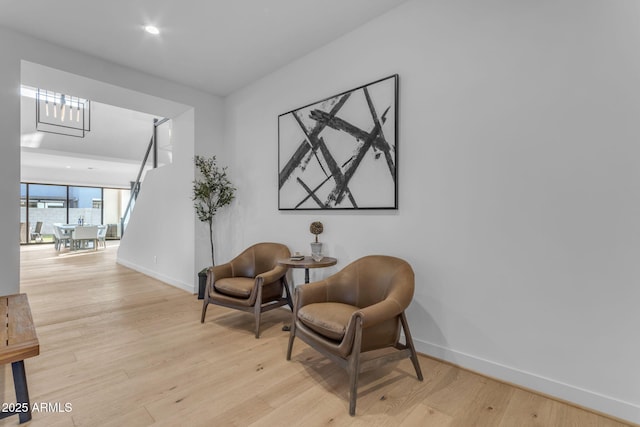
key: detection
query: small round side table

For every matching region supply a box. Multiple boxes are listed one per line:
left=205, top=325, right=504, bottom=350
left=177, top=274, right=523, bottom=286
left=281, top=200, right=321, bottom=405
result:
left=277, top=256, right=338, bottom=284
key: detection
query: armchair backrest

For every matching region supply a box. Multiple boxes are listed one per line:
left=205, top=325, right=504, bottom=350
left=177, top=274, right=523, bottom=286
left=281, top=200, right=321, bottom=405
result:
left=327, top=255, right=414, bottom=310
left=230, top=242, right=290, bottom=278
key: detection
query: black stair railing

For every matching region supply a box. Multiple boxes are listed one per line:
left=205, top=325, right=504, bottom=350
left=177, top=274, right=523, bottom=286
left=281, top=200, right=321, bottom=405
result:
left=120, top=118, right=168, bottom=236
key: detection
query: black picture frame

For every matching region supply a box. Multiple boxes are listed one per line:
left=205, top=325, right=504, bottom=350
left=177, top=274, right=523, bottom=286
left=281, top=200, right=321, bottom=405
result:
left=278, top=74, right=398, bottom=210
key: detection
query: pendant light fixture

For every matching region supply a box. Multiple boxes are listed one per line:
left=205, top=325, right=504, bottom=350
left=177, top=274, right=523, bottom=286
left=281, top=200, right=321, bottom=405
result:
left=35, top=88, right=91, bottom=138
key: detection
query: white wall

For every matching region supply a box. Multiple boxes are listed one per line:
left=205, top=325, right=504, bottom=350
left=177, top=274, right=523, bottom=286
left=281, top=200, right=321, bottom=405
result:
left=0, top=30, right=22, bottom=296
left=117, top=109, right=195, bottom=291
left=0, top=26, right=225, bottom=296
left=222, top=0, right=640, bottom=423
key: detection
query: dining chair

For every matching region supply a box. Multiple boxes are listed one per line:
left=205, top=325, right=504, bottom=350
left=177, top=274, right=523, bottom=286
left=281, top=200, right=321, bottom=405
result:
left=52, top=224, right=71, bottom=251
left=30, top=221, right=43, bottom=243
left=71, top=226, right=99, bottom=250
left=97, top=226, right=107, bottom=248
left=19, top=223, right=27, bottom=244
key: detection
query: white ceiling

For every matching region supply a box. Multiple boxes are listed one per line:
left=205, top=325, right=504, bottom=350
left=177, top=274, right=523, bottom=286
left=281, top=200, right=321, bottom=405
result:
left=0, top=0, right=408, bottom=96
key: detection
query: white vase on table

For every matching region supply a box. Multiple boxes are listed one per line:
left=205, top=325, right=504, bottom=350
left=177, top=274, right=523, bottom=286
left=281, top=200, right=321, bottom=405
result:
left=310, top=242, right=323, bottom=262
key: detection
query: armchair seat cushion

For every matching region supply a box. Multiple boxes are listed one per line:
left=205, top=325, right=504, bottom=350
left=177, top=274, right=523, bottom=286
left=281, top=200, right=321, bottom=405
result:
left=214, top=277, right=254, bottom=298
left=298, top=302, right=359, bottom=342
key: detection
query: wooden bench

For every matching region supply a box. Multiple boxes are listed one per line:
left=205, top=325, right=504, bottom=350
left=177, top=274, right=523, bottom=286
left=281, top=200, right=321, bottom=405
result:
left=0, top=294, right=39, bottom=424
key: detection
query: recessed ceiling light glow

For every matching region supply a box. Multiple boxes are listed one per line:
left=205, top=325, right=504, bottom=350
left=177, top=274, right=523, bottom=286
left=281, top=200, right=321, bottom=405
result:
left=144, top=25, right=160, bottom=35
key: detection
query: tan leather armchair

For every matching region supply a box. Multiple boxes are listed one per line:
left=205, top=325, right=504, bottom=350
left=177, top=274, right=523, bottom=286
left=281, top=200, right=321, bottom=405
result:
left=287, top=255, right=423, bottom=415
left=200, top=242, right=292, bottom=338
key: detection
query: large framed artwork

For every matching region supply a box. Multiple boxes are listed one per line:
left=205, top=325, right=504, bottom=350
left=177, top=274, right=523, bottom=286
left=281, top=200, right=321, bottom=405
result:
left=278, top=74, right=398, bottom=210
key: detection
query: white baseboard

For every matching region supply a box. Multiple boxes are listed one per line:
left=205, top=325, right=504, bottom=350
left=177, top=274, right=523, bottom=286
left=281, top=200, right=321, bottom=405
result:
left=116, top=257, right=194, bottom=294
left=414, top=339, right=640, bottom=425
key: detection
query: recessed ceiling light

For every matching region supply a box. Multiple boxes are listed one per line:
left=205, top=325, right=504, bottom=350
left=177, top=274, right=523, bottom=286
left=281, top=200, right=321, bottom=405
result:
left=65, top=165, right=71, bottom=169
left=144, top=25, right=160, bottom=35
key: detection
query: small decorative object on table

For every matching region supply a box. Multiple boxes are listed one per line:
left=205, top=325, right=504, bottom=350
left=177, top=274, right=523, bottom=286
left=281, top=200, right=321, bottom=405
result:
left=290, top=252, right=304, bottom=261
left=310, top=221, right=324, bottom=261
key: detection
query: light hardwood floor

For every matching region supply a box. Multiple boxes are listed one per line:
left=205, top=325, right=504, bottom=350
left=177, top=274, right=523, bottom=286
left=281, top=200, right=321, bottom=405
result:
left=1, top=243, right=634, bottom=426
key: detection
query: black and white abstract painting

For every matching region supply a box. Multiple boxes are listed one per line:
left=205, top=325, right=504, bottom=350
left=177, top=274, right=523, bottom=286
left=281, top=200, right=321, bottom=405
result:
left=278, top=75, right=398, bottom=210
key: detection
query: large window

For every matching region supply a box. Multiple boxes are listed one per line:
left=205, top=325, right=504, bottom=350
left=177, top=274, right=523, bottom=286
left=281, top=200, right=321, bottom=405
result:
left=20, top=183, right=130, bottom=244
left=21, top=184, right=67, bottom=244
left=69, top=186, right=102, bottom=226
left=103, top=188, right=130, bottom=240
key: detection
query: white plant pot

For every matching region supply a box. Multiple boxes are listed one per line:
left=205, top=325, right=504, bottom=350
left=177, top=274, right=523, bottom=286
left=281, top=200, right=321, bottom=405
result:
left=310, top=242, right=323, bottom=262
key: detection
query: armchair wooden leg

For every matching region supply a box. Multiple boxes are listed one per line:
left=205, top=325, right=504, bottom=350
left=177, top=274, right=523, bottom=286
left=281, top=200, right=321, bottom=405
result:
left=200, top=300, right=209, bottom=323
left=254, top=304, right=261, bottom=338
left=286, top=321, right=296, bottom=360
left=400, top=312, right=423, bottom=381
left=254, top=281, right=263, bottom=338
left=347, top=318, right=363, bottom=416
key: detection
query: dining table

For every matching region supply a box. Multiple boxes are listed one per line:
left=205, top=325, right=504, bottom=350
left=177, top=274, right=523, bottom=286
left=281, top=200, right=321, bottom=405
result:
left=55, top=224, right=106, bottom=250
left=57, top=224, right=106, bottom=232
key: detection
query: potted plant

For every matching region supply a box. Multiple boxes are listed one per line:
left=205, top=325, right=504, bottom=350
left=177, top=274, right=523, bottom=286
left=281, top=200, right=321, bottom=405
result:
left=310, top=221, right=324, bottom=261
left=193, top=155, right=236, bottom=298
